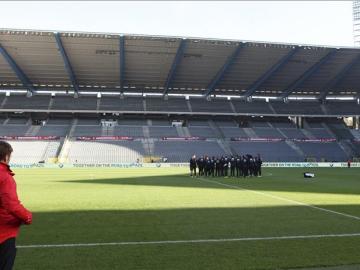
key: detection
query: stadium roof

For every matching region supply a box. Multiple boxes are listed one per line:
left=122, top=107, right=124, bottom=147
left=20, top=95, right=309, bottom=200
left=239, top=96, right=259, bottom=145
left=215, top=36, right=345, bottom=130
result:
left=1, top=28, right=360, bottom=100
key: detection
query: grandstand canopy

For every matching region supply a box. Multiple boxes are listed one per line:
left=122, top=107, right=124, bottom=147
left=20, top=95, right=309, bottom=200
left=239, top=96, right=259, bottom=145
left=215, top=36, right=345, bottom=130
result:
left=1, top=29, right=360, bottom=100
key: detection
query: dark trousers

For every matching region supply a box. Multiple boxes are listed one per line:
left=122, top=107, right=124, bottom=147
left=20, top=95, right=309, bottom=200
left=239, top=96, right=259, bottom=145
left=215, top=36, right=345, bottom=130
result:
left=0, top=238, right=16, bottom=270
left=190, top=167, right=196, bottom=176
left=230, top=167, right=235, bottom=177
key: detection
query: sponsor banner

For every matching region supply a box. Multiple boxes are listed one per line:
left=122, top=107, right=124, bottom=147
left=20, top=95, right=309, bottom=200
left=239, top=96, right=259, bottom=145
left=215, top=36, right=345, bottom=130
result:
left=262, top=162, right=360, bottom=168
left=9, top=163, right=188, bottom=169
left=231, top=138, right=284, bottom=142
left=162, top=137, right=206, bottom=141
left=0, top=136, right=59, bottom=140
left=76, top=136, right=134, bottom=141
left=72, top=163, right=143, bottom=168
left=292, top=138, right=337, bottom=142
left=71, top=163, right=189, bottom=168
left=231, top=138, right=337, bottom=143
left=9, top=162, right=360, bottom=169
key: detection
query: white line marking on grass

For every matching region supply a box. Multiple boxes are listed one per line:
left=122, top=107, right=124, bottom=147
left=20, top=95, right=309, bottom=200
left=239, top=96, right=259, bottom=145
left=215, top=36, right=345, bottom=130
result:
left=17, top=233, right=360, bottom=249
left=198, top=178, right=360, bottom=221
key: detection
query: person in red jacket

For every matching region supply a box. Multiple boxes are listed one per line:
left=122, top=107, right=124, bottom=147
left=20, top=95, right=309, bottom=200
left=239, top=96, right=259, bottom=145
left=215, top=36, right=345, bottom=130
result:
left=0, top=141, right=32, bottom=270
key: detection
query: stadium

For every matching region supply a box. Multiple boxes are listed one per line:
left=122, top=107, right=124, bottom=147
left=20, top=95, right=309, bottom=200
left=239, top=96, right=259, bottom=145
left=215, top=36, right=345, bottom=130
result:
left=0, top=27, right=359, bottom=270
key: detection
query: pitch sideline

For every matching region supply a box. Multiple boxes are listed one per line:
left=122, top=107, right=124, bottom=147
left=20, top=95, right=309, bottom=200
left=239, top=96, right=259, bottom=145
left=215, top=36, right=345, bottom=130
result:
left=18, top=233, right=360, bottom=249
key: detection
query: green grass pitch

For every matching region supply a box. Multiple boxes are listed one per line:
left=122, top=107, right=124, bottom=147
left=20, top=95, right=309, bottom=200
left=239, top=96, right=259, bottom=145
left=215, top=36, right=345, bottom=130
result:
left=12, top=167, right=360, bottom=270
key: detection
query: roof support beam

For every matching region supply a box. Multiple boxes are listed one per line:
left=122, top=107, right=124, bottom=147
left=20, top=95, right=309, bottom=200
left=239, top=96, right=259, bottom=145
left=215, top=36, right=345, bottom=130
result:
left=204, top=42, right=245, bottom=97
left=243, top=46, right=300, bottom=98
left=163, top=39, right=186, bottom=95
left=0, top=43, right=35, bottom=94
left=318, top=52, right=360, bottom=101
left=279, top=49, right=338, bottom=100
left=54, top=32, right=79, bottom=95
left=119, top=35, right=125, bottom=94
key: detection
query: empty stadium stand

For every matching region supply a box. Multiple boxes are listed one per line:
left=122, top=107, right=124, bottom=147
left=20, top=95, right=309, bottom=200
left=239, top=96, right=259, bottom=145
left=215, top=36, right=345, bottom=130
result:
left=153, top=141, right=226, bottom=162
left=10, top=140, right=60, bottom=164
left=0, top=29, right=360, bottom=164
left=230, top=141, right=302, bottom=162
left=295, top=142, right=348, bottom=162
left=0, top=114, right=357, bottom=163
left=67, top=140, right=146, bottom=164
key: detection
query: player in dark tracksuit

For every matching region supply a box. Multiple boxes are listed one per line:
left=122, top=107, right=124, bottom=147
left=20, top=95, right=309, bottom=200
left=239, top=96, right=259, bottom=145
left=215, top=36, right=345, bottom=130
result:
left=197, top=156, right=205, bottom=176
left=243, top=155, right=249, bottom=177
left=215, top=157, right=221, bottom=177
left=230, top=156, right=236, bottom=177
left=190, top=155, right=197, bottom=177
left=236, top=156, right=242, bottom=177
left=205, top=157, right=212, bottom=177
left=223, top=156, right=229, bottom=177
left=256, top=155, right=263, bottom=177
left=220, top=156, right=225, bottom=176
left=251, top=158, right=256, bottom=177
left=211, top=157, right=215, bottom=177
left=249, top=157, right=256, bottom=177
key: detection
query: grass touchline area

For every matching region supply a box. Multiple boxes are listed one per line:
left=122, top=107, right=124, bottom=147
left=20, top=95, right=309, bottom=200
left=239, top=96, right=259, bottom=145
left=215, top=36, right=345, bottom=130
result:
left=197, top=177, right=360, bottom=221
left=13, top=167, right=360, bottom=270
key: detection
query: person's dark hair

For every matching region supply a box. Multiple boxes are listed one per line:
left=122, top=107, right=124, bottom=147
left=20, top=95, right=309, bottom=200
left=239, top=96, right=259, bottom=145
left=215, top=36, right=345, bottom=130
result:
left=0, top=141, right=13, bottom=162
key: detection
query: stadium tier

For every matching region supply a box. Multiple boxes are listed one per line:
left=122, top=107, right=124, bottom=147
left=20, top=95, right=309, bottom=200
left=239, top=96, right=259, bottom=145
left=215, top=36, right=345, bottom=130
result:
left=0, top=94, right=359, bottom=116
left=0, top=115, right=357, bottom=163
left=0, top=29, right=360, bottom=164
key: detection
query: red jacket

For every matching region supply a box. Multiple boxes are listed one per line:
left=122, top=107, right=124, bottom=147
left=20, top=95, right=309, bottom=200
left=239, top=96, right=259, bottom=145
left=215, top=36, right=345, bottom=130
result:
left=0, top=163, right=32, bottom=244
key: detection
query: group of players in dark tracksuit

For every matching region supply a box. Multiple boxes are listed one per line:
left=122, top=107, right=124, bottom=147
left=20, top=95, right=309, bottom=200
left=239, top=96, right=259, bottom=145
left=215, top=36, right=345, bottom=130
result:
left=189, top=154, right=262, bottom=178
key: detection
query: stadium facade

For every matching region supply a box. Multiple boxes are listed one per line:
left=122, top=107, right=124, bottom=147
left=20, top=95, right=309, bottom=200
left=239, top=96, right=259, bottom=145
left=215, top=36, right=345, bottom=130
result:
left=0, top=29, right=359, bottom=165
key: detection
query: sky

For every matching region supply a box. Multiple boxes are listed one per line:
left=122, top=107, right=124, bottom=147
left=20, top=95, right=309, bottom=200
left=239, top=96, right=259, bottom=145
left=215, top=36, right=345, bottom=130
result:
left=0, top=1, right=356, bottom=47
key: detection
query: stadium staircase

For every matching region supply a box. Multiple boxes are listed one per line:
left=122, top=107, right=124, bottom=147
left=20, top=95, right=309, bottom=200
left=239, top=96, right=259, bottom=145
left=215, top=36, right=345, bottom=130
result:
left=318, top=123, right=354, bottom=158
left=275, top=127, right=288, bottom=138
left=175, top=126, right=186, bottom=137
left=208, top=120, right=225, bottom=138
left=338, top=140, right=358, bottom=158
left=320, top=104, right=329, bottom=115
left=2, top=118, right=9, bottom=125
left=0, top=97, right=7, bottom=109
left=143, top=126, right=150, bottom=138
left=301, top=129, right=315, bottom=139
left=301, top=121, right=316, bottom=139
left=243, top=128, right=258, bottom=138
left=285, top=140, right=305, bottom=158
left=58, top=137, right=72, bottom=163
left=321, top=123, right=337, bottom=138
left=55, top=137, right=66, bottom=160
left=325, top=122, right=355, bottom=140
left=186, top=100, right=193, bottom=112
left=229, top=101, right=236, bottom=113
left=209, top=120, right=236, bottom=155
left=96, top=98, right=101, bottom=111
left=350, top=130, right=360, bottom=139
left=68, top=119, right=78, bottom=137
left=217, top=139, right=234, bottom=156
left=183, top=126, right=191, bottom=137
left=143, top=99, right=147, bottom=111
left=25, top=125, right=41, bottom=136
left=141, top=138, right=154, bottom=161
left=101, top=126, right=114, bottom=136
left=40, top=141, right=58, bottom=162
left=268, top=102, right=277, bottom=114
left=48, top=97, right=54, bottom=110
